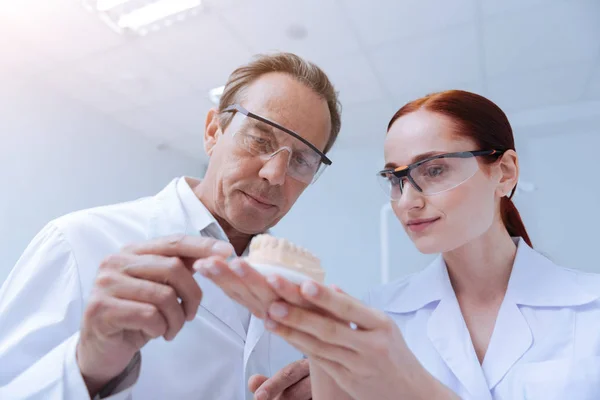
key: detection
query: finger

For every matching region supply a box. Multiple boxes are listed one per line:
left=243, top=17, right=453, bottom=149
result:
left=93, top=296, right=168, bottom=339
left=330, top=284, right=345, bottom=294
left=266, top=274, right=314, bottom=309
left=123, top=235, right=234, bottom=260
left=195, top=257, right=266, bottom=318
left=248, top=374, right=269, bottom=393
left=268, top=302, right=359, bottom=350
left=280, top=376, right=311, bottom=400
left=103, top=273, right=186, bottom=341
left=253, top=359, right=309, bottom=399
left=300, top=281, right=388, bottom=330
left=123, top=255, right=203, bottom=321
left=229, top=258, right=279, bottom=308
left=265, top=318, right=357, bottom=367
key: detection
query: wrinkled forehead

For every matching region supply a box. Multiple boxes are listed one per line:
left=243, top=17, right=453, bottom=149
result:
left=239, top=73, right=332, bottom=151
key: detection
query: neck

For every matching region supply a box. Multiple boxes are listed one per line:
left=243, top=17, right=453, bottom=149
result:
left=188, top=177, right=254, bottom=256
left=443, top=219, right=517, bottom=304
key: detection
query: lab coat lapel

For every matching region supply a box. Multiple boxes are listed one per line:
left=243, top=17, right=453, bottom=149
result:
left=481, top=301, right=532, bottom=391
left=386, top=257, right=491, bottom=399
left=485, top=239, right=599, bottom=390
left=149, top=179, right=246, bottom=340
left=427, top=266, right=492, bottom=400
left=244, top=315, right=267, bottom=370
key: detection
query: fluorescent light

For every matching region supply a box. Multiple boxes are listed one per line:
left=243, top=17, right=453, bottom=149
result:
left=118, top=0, right=201, bottom=31
left=96, top=0, right=131, bottom=12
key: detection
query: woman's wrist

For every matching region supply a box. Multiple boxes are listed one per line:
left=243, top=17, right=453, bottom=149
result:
left=415, top=370, right=460, bottom=400
left=400, top=359, right=459, bottom=400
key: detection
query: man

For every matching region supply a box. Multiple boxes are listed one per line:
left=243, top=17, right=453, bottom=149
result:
left=0, top=52, right=341, bottom=399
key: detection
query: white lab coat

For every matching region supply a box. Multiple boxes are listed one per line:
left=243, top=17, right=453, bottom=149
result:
left=0, top=178, right=302, bottom=399
left=365, top=238, right=600, bottom=399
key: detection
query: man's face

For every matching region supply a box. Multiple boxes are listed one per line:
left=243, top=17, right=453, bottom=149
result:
left=203, top=72, right=332, bottom=234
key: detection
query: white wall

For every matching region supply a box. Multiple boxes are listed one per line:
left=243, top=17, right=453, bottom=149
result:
left=515, top=127, right=600, bottom=271
left=0, top=83, right=204, bottom=283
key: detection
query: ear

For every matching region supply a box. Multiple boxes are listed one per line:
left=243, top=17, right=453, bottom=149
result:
left=204, top=108, right=222, bottom=157
left=495, top=150, right=519, bottom=198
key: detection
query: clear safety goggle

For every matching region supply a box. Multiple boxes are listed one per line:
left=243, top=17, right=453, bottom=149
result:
left=377, top=150, right=503, bottom=200
left=221, top=104, right=332, bottom=184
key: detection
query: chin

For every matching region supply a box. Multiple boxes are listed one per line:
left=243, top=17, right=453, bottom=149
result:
left=411, top=235, right=444, bottom=254
left=408, top=228, right=458, bottom=254
left=413, top=232, right=477, bottom=255
left=227, top=209, right=274, bottom=235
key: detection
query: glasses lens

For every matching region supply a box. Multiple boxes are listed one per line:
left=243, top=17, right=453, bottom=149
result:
left=411, top=156, right=478, bottom=195
left=231, top=113, right=324, bottom=184
left=377, top=171, right=404, bottom=200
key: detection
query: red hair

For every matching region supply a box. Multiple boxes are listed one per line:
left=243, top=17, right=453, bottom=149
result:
left=387, top=90, right=532, bottom=247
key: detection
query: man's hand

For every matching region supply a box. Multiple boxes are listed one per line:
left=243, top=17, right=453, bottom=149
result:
left=76, top=235, right=234, bottom=396
left=248, top=359, right=311, bottom=400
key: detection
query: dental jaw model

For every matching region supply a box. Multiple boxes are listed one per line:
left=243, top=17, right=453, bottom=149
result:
left=246, top=234, right=325, bottom=284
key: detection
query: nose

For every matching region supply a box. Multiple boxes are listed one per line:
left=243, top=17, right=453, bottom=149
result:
left=396, top=179, right=425, bottom=211
left=258, top=149, right=290, bottom=186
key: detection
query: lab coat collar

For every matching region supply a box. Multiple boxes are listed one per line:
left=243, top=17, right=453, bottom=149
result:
left=383, top=255, right=449, bottom=314
left=173, top=177, right=272, bottom=360
left=385, top=237, right=600, bottom=314
left=505, top=238, right=600, bottom=307
left=150, top=178, right=271, bottom=368
left=149, top=177, right=247, bottom=340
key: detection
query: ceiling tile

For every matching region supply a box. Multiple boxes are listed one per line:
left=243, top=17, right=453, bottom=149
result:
left=369, top=24, right=481, bottom=101
left=315, top=52, right=386, bottom=106
left=64, top=43, right=195, bottom=108
left=112, top=106, right=190, bottom=145
left=201, top=0, right=246, bottom=11
left=335, top=100, right=398, bottom=150
left=341, top=0, right=475, bottom=47
left=219, top=0, right=359, bottom=64
left=487, top=63, right=593, bottom=113
left=392, top=81, right=487, bottom=109
left=135, top=92, right=215, bottom=137
left=0, top=0, right=124, bottom=62
left=484, top=0, right=600, bottom=77
left=480, top=0, right=561, bottom=17
left=39, top=66, right=136, bottom=114
left=139, top=12, right=253, bottom=91
left=0, top=34, right=58, bottom=78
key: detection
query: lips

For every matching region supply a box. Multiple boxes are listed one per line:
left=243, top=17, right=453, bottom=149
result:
left=406, top=217, right=440, bottom=233
left=242, top=191, right=276, bottom=209
left=406, top=217, right=440, bottom=226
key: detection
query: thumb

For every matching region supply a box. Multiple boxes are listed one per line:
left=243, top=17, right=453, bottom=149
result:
left=248, top=374, right=269, bottom=393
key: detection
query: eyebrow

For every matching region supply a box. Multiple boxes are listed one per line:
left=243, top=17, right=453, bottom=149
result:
left=245, top=119, right=277, bottom=138
left=383, top=151, right=446, bottom=169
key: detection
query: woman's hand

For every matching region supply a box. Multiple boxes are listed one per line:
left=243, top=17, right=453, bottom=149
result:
left=193, top=257, right=314, bottom=319
left=194, top=256, right=278, bottom=319
left=264, top=277, right=459, bottom=400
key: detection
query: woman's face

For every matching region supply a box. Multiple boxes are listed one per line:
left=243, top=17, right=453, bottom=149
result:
left=384, top=110, right=514, bottom=254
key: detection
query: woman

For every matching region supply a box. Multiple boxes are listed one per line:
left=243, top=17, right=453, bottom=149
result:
left=198, top=90, right=600, bottom=399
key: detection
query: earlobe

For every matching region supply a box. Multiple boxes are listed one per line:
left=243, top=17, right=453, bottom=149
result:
left=497, top=150, right=519, bottom=197
left=204, top=108, right=221, bottom=156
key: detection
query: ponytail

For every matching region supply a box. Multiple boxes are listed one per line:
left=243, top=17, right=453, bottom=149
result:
left=500, top=196, right=532, bottom=247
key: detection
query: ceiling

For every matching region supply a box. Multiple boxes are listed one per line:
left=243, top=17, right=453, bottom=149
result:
left=1, top=0, right=599, bottom=160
